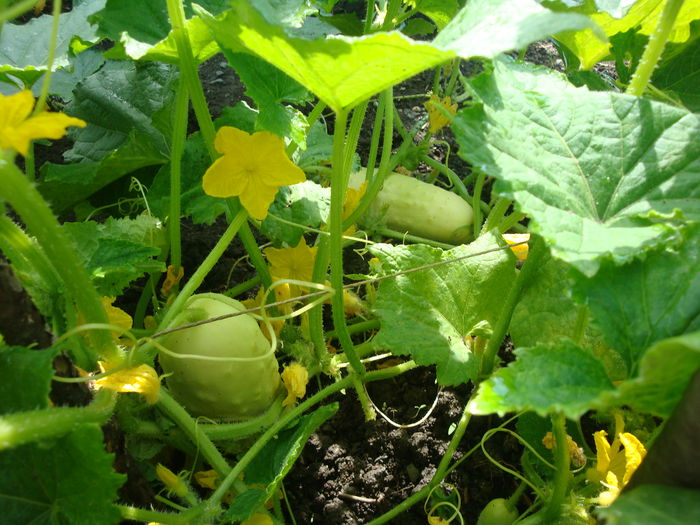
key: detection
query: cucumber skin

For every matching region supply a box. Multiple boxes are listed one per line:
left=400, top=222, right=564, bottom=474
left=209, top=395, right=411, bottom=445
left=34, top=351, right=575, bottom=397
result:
left=354, top=170, right=473, bottom=244
left=476, top=498, right=518, bottom=525
left=159, top=294, right=280, bottom=420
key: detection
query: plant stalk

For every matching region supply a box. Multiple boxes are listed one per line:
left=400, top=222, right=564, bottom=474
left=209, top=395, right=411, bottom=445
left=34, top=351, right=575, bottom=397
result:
left=543, top=413, right=571, bottom=522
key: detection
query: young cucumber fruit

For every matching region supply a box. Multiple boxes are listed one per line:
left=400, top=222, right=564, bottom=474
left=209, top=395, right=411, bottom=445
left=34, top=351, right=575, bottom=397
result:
left=351, top=168, right=473, bottom=244
left=158, top=293, right=280, bottom=420
left=476, top=498, right=518, bottom=525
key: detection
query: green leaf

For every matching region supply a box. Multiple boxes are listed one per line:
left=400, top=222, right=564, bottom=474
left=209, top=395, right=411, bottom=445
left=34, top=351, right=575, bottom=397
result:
left=64, top=61, right=179, bottom=162
left=415, top=0, right=460, bottom=30
left=50, top=48, right=106, bottom=102
left=199, top=0, right=452, bottom=112
left=510, top=252, right=626, bottom=380
left=0, top=0, right=104, bottom=85
left=598, top=485, right=700, bottom=524
left=0, top=426, right=124, bottom=525
left=0, top=345, right=57, bottom=413
left=653, top=34, right=700, bottom=112
left=452, top=58, right=700, bottom=276
left=370, top=232, right=517, bottom=385
left=62, top=215, right=165, bottom=296
left=469, top=340, right=613, bottom=419
left=38, top=131, right=167, bottom=213
left=556, top=0, right=700, bottom=69
left=228, top=403, right=338, bottom=520
left=261, top=181, right=331, bottom=246
left=434, top=0, right=599, bottom=59
left=603, top=331, right=700, bottom=418
left=223, top=51, right=311, bottom=142
left=573, top=224, right=700, bottom=369
left=293, top=120, right=334, bottom=170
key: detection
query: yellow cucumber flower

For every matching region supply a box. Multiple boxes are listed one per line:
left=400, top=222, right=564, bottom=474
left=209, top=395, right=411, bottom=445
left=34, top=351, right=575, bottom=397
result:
left=0, top=90, right=86, bottom=156
left=591, top=414, right=647, bottom=506
left=101, top=297, right=133, bottom=341
left=264, top=236, right=318, bottom=284
left=281, top=362, right=309, bottom=407
left=93, top=361, right=161, bottom=404
left=202, top=126, right=306, bottom=220
left=503, top=233, right=530, bottom=261
left=242, top=514, right=273, bottom=525
left=424, top=93, right=458, bottom=134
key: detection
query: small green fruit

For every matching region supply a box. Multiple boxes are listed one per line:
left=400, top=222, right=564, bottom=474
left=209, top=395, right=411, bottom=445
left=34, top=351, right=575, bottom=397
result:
left=159, top=293, right=280, bottom=420
left=476, top=498, right=518, bottom=525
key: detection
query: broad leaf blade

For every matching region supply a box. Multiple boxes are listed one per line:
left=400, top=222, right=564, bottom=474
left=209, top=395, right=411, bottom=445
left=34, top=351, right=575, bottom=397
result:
left=653, top=36, right=700, bottom=112
left=598, top=485, right=700, bottom=524
left=452, top=58, right=700, bottom=276
left=199, top=1, right=452, bottom=112
left=573, top=224, right=700, bottom=368
left=0, top=345, right=56, bottom=413
left=370, top=232, right=517, bottom=386
left=469, top=340, right=613, bottom=419
left=434, top=0, right=598, bottom=59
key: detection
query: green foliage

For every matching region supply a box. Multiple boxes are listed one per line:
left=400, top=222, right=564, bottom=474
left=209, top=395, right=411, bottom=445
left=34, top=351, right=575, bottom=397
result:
left=452, top=57, right=699, bottom=276
left=598, top=485, right=700, bottom=524
left=0, top=345, right=57, bottom=412
left=653, top=32, right=700, bottom=111
left=370, top=232, right=517, bottom=385
left=470, top=340, right=613, bottom=419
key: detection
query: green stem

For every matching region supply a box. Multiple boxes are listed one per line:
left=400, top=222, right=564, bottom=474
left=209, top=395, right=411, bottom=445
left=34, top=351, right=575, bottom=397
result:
left=420, top=155, right=471, bottom=202
left=204, top=361, right=416, bottom=509
left=483, top=197, right=512, bottom=233
left=158, top=208, right=248, bottom=331
left=0, top=0, right=38, bottom=22
left=472, top=172, right=486, bottom=238
left=165, top=0, right=216, bottom=158
left=157, top=389, right=230, bottom=476
left=479, top=235, right=546, bottom=378
left=626, top=0, right=685, bottom=96
left=223, top=274, right=261, bottom=299
left=169, top=80, right=189, bottom=272
left=201, top=396, right=284, bottom=440
left=445, top=58, right=461, bottom=98
left=118, top=504, right=189, bottom=525
left=0, top=390, right=116, bottom=450
left=364, top=0, right=375, bottom=33
left=363, top=95, right=386, bottom=183
left=543, top=413, right=571, bottom=522
left=498, top=211, right=526, bottom=233
left=33, top=0, right=61, bottom=117
left=343, top=101, right=369, bottom=183
left=374, top=227, right=455, bottom=249
left=237, top=213, right=273, bottom=289
left=308, top=238, right=330, bottom=364
left=325, top=319, right=380, bottom=340
left=0, top=156, right=118, bottom=363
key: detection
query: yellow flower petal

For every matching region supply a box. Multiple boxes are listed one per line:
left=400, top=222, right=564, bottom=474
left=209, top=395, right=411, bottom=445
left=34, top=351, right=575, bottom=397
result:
left=101, top=297, right=133, bottom=340
left=161, top=265, right=185, bottom=297
left=424, top=93, right=458, bottom=134
left=598, top=471, right=621, bottom=506
left=620, top=432, right=646, bottom=486
left=202, top=126, right=306, bottom=220
left=194, top=469, right=219, bottom=490
left=281, top=362, right=309, bottom=407
left=264, top=237, right=318, bottom=283
left=0, top=91, right=85, bottom=156
left=94, top=361, right=160, bottom=403
left=242, top=514, right=273, bottom=525
left=503, top=233, right=530, bottom=261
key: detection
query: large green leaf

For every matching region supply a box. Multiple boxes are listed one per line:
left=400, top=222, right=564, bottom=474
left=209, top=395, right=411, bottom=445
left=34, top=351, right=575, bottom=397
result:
left=603, top=331, right=700, bottom=418
left=0, top=345, right=56, bottom=413
left=370, top=232, right=517, bottom=385
left=598, top=485, right=700, bottom=524
left=0, top=426, right=124, bottom=525
left=452, top=58, right=700, bottom=276
left=573, top=224, right=700, bottom=368
left=0, top=0, right=105, bottom=86
left=510, top=252, right=625, bottom=379
left=199, top=1, right=452, bottom=112
left=64, top=61, right=178, bottom=162
left=434, top=0, right=598, bottom=59
left=556, top=0, right=700, bottom=69
left=469, top=340, right=613, bottom=419
left=653, top=35, right=700, bottom=112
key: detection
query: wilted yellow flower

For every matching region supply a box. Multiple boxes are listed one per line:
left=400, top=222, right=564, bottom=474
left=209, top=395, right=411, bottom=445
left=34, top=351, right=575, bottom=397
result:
left=94, top=361, right=160, bottom=403
left=202, top=127, right=306, bottom=220
left=503, top=233, right=530, bottom=261
left=155, top=464, right=188, bottom=498
left=428, top=516, right=450, bottom=525
left=161, top=264, right=184, bottom=297
left=264, top=237, right=318, bottom=284
left=542, top=431, right=587, bottom=468
left=242, top=514, right=273, bottom=525
left=0, top=90, right=86, bottom=156
left=424, top=94, right=458, bottom=134
left=281, top=362, right=309, bottom=406
left=591, top=414, right=647, bottom=506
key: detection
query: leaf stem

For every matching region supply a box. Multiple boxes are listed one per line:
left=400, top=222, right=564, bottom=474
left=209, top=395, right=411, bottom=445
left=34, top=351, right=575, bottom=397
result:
left=626, top=0, right=686, bottom=96
left=0, top=155, right=118, bottom=363
left=0, top=390, right=116, bottom=450
left=118, top=504, right=190, bottom=525
left=479, top=234, right=546, bottom=379
left=543, top=413, right=571, bottom=522
left=169, top=79, right=189, bottom=273
left=472, top=172, right=486, bottom=238
left=421, top=154, right=471, bottom=202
